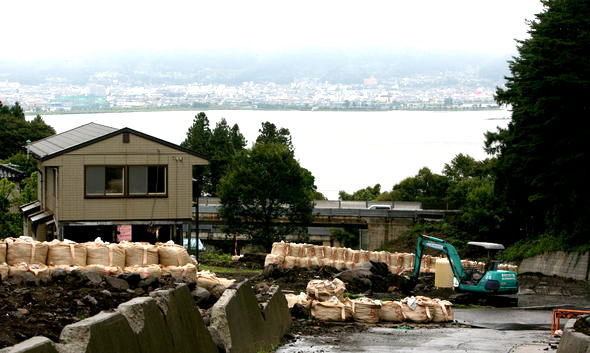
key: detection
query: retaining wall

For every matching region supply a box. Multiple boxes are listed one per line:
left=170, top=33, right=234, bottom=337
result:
left=1, top=281, right=291, bottom=353
left=519, top=251, right=589, bottom=281
left=557, top=319, right=590, bottom=353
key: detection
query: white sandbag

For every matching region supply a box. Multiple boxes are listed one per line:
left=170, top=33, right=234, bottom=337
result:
left=309, top=257, right=322, bottom=267
left=369, top=251, right=380, bottom=262
left=350, top=250, right=360, bottom=263
left=401, top=253, right=414, bottom=271
left=271, top=241, right=290, bottom=256
left=86, top=242, right=126, bottom=268
left=0, top=240, right=6, bottom=264
left=323, top=246, right=334, bottom=260
left=379, top=251, right=390, bottom=265
left=6, top=237, right=48, bottom=265
left=351, top=297, right=382, bottom=323
left=345, top=261, right=356, bottom=270
left=0, top=263, right=8, bottom=280
left=264, top=254, right=285, bottom=267
left=120, top=241, right=158, bottom=266
left=358, top=250, right=370, bottom=263
left=334, top=248, right=346, bottom=261
left=157, top=242, right=191, bottom=267
left=420, top=255, right=436, bottom=273
left=289, top=243, right=305, bottom=257
left=47, top=239, right=87, bottom=266
left=284, top=256, right=301, bottom=269
left=124, top=264, right=162, bottom=279
left=285, top=292, right=310, bottom=309
left=313, top=245, right=325, bottom=258
left=9, top=263, right=50, bottom=279
left=303, top=244, right=315, bottom=257
left=162, top=264, right=197, bottom=279
left=400, top=296, right=432, bottom=323
left=218, top=277, right=235, bottom=288
left=311, top=299, right=347, bottom=322
left=84, top=264, right=123, bottom=276
left=380, top=301, right=404, bottom=322
left=389, top=265, right=402, bottom=275
left=334, top=260, right=347, bottom=271
left=341, top=297, right=355, bottom=321
left=197, top=270, right=222, bottom=290
left=306, top=278, right=346, bottom=301
left=323, top=259, right=335, bottom=268
left=431, top=299, right=454, bottom=322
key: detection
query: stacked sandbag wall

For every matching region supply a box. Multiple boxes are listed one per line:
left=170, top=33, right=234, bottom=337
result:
left=265, top=242, right=518, bottom=274
left=0, top=236, right=199, bottom=282
left=285, top=278, right=454, bottom=324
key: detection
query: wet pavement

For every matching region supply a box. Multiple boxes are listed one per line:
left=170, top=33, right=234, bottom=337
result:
left=277, top=309, right=557, bottom=353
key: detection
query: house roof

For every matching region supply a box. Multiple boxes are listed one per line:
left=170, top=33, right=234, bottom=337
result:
left=26, top=122, right=208, bottom=161
left=27, top=122, right=117, bottom=159
left=0, top=164, right=25, bottom=181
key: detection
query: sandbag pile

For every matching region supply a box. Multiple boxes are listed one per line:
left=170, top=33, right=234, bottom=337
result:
left=196, top=270, right=235, bottom=298
left=265, top=242, right=518, bottom=274
left=0, top=236, right=197, bottom=281
left=296, top=278, right=453, bottom=324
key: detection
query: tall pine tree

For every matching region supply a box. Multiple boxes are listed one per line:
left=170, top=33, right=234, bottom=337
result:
left=486, top=0, right=590, bottom=245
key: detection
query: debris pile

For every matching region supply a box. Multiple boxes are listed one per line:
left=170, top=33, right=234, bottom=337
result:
left=285, top=278, right=454, bottom=324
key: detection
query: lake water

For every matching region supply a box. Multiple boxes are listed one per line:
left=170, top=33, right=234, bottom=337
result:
left=33, top=109, right=510, bottom=200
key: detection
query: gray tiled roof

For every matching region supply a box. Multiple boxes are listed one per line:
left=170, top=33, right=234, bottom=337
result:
left=0, top=164, right=24, bottom=180
left=26, top=122, right=117, bottom=159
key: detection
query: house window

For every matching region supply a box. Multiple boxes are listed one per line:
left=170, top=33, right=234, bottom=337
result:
left=129, top=166, right=166, bottom=195
left=85, top=166, right=125, bottom=196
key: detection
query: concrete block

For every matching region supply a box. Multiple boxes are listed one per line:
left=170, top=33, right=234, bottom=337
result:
left=557, top=319, right=590, bottom=353
left=56, top=311, right=140, bottom=353
left=261, top=285, right=292, bottom=346
left=117, top=297, right=174, bottom=353
left=210, top=280, right=267, bottom=353
left=0, top=337, right=57, bottom=353
left=150, top=284, right=217, bottom=353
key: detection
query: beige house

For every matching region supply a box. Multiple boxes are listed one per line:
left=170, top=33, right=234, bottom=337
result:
left=21, top=123, right=207, bottom=243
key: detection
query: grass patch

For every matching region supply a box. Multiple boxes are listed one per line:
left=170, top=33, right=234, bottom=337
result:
left=199, top=250, right=233, bottom=263
left=199, top=264, right=262, bottom=274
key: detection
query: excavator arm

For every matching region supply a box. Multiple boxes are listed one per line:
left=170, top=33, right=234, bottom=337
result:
left=411, top=234, right=467, bottom=282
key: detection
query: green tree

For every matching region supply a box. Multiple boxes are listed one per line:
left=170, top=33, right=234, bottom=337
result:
left=217, top=143, right=316, bottom=252
left=391, top=167, right=449, bottom=209
left=255, top=121, right=294, bottom=151
left=339, top=184, right=382, bottom=201
left=181, top=113, right=246, bottom=196
left=486, top=0, right=590, bottom=245
left=0, top=102, right=55, bottom=159
left=0, top=178, right=21, bottom=238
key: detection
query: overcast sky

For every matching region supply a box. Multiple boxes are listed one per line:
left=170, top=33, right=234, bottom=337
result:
left=2, top=0, right=544, bottom=61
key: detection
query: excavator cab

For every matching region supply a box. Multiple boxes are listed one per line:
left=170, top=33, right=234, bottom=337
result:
left=463, top=241, right=505, bottom=283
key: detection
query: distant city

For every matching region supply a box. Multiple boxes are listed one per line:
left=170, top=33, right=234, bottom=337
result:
left=0, top=50, right=508, bottom=113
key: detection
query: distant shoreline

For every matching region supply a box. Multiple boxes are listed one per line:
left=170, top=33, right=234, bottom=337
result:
left=25, top=105, right=504, bottom=116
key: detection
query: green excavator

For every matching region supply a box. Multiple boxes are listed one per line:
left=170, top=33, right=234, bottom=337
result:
left=410, top=234, right=519, bottom=296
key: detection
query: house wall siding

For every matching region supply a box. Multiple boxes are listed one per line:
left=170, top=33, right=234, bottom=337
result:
left=40, top=132, right=206, bottom=222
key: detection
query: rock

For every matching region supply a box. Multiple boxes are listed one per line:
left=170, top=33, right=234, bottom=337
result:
left=192, top=286, right=211, bottom=305
left=137, top=274, right=159, bottom=288
left=51, top=268, right=68, bottom=281
left=209, top=283, right=226, bottom=298
left=83, top=295, right=98, bottom=305
left=134, top=288, right=146, bottom=296
left=118, top=272, right=141, bottom=288
left=518, top=288, right=535, bottom=295
left=81, top=270, right=103, bottom=286
left=182, top=275, right=197, bottom=290
left=263, top=263, right=284, bottom=278
left=101, top=289, right=112, bottom=297
left=65, top=270, right=82, bottom=284
left=22, top=271, right=39, bottom=286
left=105, top=275, right=130, bottom=291
left=254, top=282, right=270, bottom=294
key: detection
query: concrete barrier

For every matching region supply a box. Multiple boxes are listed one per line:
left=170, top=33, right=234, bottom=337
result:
left=117, top=297, right=175, bottom=353
left=519, top=251, right=589, bottom=280
left=149, top=285, right=217, bottom=353
left=557, top=319, right=590, bottom=353
left=211, top=280, right=291, bottom=353
left=0, top=337, right=57, bottom=353
left=57, top=311, right=140, bottom=353
left=261, top=285, right=292, bottom=344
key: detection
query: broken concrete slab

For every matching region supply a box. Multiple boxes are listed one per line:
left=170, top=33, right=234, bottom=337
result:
left=261, top=285, right=292, bottom=346
left=150, top=284, right=217, bottom=353
left=0, top=337, right=57, bottom=353
left=117, top=297, right=174, bottom=353
left=56, top=311, right=140, bottom=353
left=211, top=279, right=274, bottom=353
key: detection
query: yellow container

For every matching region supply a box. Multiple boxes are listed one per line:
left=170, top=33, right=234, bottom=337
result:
left=434, top=258, right=454, bottom=288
